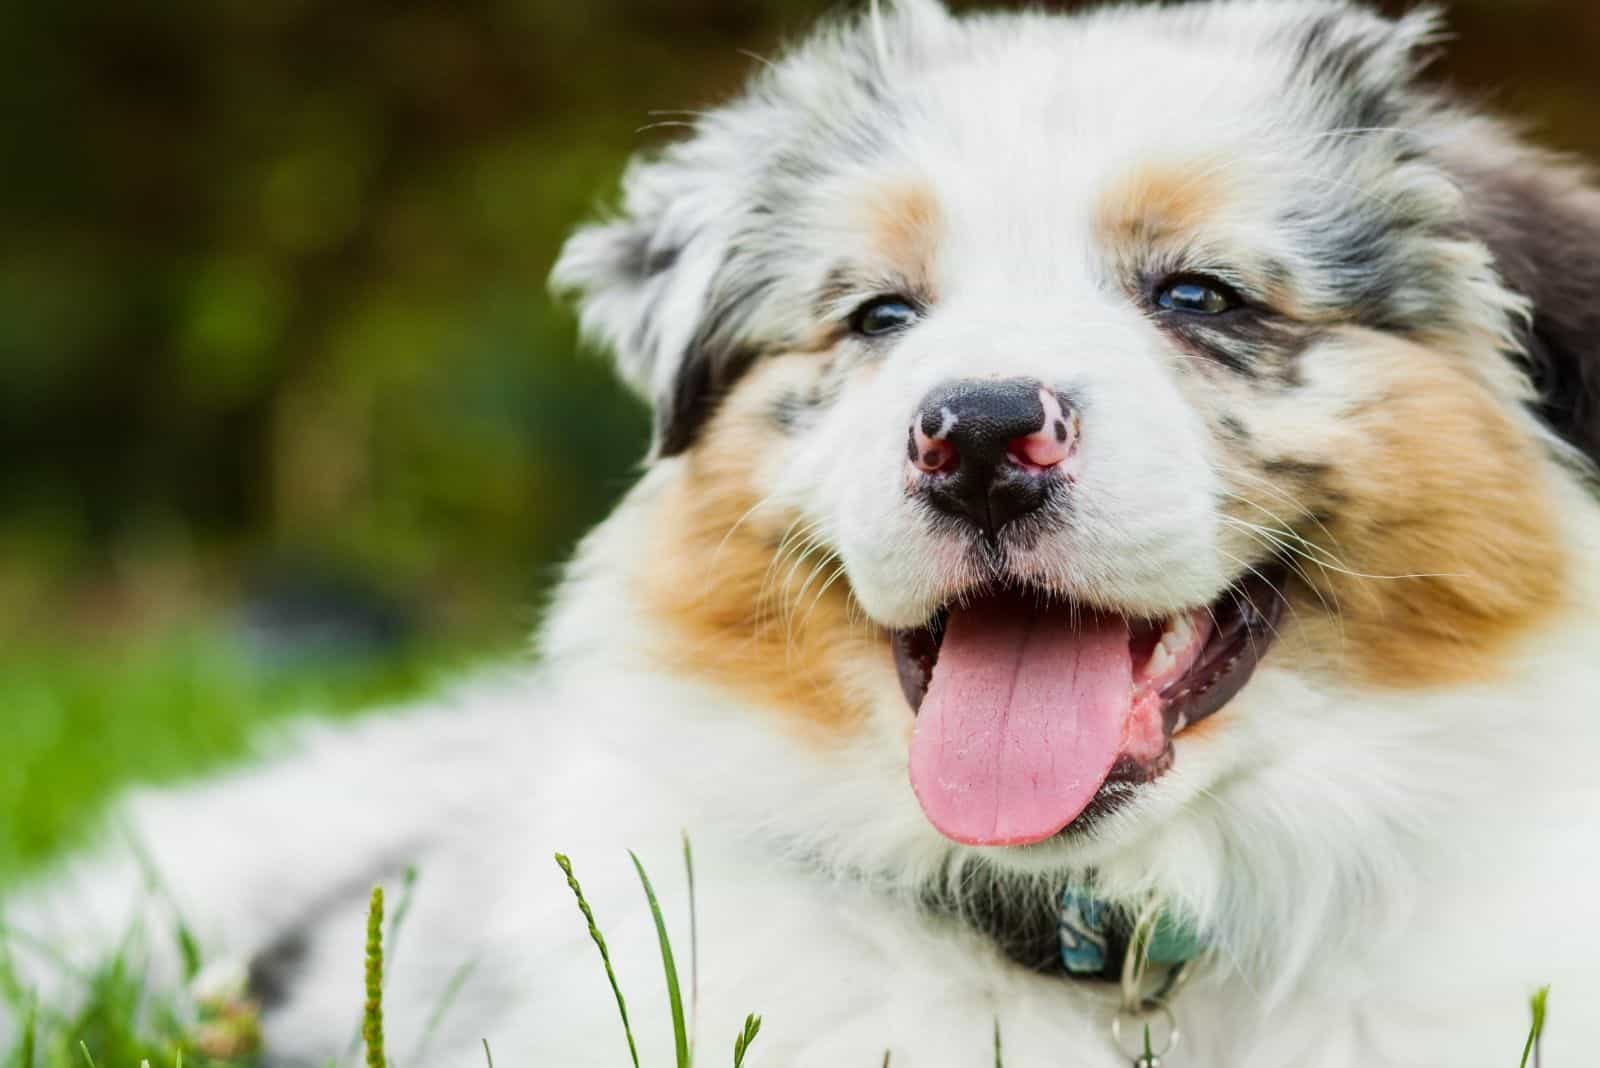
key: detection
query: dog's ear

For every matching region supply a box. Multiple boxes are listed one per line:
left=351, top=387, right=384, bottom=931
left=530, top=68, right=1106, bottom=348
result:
left=1284, top=5, right=1600, bottom=469
left=1430, top=122, right=1600, bottom=469
left=1284, top=3, right=1445, bottom=121
left=553, top=0, right=954, bottom=458
left=551, top=151, right=741, bottom=458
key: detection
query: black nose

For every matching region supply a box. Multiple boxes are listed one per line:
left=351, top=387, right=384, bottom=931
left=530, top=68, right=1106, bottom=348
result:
left=908, top=378, right=1077, bottom=536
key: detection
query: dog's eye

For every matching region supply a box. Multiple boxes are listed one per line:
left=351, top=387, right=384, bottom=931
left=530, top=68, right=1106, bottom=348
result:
left=1155, top=276, right=1240, bottom=316
left=850, top=296, right=919, bottom=337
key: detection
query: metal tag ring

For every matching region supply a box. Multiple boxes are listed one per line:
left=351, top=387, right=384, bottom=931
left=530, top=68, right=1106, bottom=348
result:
left=1111, top=1001, right=1180, bottom=1060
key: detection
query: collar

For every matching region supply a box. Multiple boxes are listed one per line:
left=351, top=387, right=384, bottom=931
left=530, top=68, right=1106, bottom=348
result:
left=925, top=877, right=1203, bottom=983
left=1057, top=888, right=1204, bottom=980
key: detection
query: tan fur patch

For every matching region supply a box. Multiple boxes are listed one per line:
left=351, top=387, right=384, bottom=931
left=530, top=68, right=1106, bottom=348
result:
left=1226, top=329, right=1569, bottom=689
left=633, top=357, right=896, bottom=737
left=1095, top=158, right=1318, bottom=318
left=1096, top=158, right=1230, bottom=252
left=861, top=179, right=943, bottom=294
left=634, top=326, right=1566, bottom=736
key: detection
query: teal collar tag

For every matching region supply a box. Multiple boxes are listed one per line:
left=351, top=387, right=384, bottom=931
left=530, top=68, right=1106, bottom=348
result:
left=1058, top=889, right=1203, bottom=977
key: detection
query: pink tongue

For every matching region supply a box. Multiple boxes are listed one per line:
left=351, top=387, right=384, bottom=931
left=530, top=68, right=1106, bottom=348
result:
left=909, top=599, right=1133, bottom=846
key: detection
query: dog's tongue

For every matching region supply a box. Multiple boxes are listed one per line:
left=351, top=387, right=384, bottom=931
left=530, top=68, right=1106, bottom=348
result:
left=909, top=598, right=1133, bottom=846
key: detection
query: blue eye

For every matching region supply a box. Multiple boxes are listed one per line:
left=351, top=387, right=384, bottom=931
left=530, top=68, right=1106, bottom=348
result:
left=1155, top=277, right=1240, bottom=315
left=851, top=296, right=919, bottom=337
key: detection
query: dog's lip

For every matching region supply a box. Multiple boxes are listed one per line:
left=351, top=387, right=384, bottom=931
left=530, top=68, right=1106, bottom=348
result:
left=1156, top=567, right=1285, bottom=735
left=890, top=567, right=1286, bottom=741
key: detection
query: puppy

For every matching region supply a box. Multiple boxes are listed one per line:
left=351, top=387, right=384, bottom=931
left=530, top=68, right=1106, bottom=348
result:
left=6, top=2, right=1600, bottom=1064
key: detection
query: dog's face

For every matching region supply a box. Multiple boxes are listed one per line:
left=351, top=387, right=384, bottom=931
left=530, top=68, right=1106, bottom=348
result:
left=556, top=1, right=1597, bottom=862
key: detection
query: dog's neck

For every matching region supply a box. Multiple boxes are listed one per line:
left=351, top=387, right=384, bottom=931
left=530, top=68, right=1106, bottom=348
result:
left=918, top=861, right=1206, bottom=984
left=920, top=865, right=1074, bottom=975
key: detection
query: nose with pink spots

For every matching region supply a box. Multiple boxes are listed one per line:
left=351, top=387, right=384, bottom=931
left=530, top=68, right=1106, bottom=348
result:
left=906, top=379, right=1079, bottom=535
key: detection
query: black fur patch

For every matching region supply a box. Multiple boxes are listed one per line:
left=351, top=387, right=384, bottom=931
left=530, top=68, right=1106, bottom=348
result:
left=1438, top=140, right=1600, bottom=470
left=656, top=281, right=768, bottom=457
left=247, top=928, right=310, bottom=1011
left=770, top=367, right=846, bottom=435
left=621, top=229, right=681, bottom=281
left=1158, top=308, right=1314, bottom=383
left=919, top=865, right=1073, bottom=976
left=1262, top=457, right=1334, bottom=483
left=814, top=264, right=860, bottom=321
left=658, top=351, right=716, bottom=458
left=1261, top=456, right=1346, bottom=509
left=772, top=389, right=816, bottom=433
left=245, top=861, right=420, bottom=1014
left=1218, top=414, right=1254, bottom=442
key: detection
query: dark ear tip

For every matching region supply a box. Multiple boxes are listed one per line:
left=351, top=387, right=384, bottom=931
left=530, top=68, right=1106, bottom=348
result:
left=653, top=395, right=715, bottom=458
left=649, top=335, right=764, bottom=462
left=1440, top=121, right=1600, bottom=472
left=652, top=426, right=695, bottom=460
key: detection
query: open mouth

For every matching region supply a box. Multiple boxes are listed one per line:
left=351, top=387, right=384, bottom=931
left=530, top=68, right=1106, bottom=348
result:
left=891, top=569, right=1285, bottom=847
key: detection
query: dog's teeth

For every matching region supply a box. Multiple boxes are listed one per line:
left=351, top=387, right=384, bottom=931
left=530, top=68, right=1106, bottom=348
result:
left=1147, top=643, right=1174, bottom=676
left=1160, top=614, right=1194, bottom=652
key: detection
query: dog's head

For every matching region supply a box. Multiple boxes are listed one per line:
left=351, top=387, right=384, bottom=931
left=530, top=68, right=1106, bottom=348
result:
left=554, top=1, right=1599, bottom=864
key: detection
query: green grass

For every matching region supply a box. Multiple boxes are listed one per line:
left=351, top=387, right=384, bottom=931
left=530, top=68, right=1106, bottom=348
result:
left=0, top=910, right=259, bottom=1068
left=362, top=889, right=385, bottom=1068
left=554, top=853, right=642, bottom=1068
left=0, top=630, right=501, bottom=884
left=1520, top=986, right=1550, bottom=1068
left=0, top=628, right=495, bottom=1066
left=627, top=851, right=690, bottom=1068
left=552, top=848, right=763, bottom=1068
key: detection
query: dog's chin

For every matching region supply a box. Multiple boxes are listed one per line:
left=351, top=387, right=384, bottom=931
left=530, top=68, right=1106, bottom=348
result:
left=885, top=565, right=1287, bottom=848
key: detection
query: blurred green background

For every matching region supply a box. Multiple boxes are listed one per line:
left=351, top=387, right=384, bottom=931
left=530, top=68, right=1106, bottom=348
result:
left=0, top=0, right=1596, bottom=879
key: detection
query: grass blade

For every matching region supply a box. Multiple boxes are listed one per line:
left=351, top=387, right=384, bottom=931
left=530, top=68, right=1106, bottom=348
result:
left=993, top=1017, right=1004, bottom=1068
left=1520, top=986, right=1550, bottom=1068
left=77, top=1041, right=97, bottom=1067
left=120, top=820, right=202, bottom=982
left=384, top=866, right=420, bottom=977
left=555, top=853, right=641, bottom=1068
left=175, top=927, right=202, bottom=987
left=482, top=1038, right=495, bottom=1068
left=411, top=957, right=480, bottom=1063
left=629, top=850, right=690, bottom=1068
left=683, top=832, right=699, bottom=1063
left=363, top=887, right=386, bottom=1068
left=19, top=995, right=37, bottom=1068
left=348, top=868, right=420, bottom=1061
left=120, top=824, right=203, bottom=984
left=732, top=1013, right=762, bottom=1068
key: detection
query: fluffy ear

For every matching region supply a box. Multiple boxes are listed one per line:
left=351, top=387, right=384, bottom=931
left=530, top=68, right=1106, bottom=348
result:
left=1286, top=5, right=1600, bottom=469
left=1429, top=120, right=1600, bottom=469
left=1282, top=3, right=1446, bottom=128
left=550, top=150, right=739, bottom=458
left=552, top=0, right=954, bottom=458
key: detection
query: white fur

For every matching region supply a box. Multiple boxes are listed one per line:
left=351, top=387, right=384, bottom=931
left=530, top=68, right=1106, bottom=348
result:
left=8, top=2, right=1600, bottom=1065
left=6, top=478, right=1599, bottom=1065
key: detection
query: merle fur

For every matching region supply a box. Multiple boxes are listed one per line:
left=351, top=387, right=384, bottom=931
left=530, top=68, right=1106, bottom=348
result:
left=570, top=3, right=1600, bottom=474
left=1440, top=144, right=1600, bottom=472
